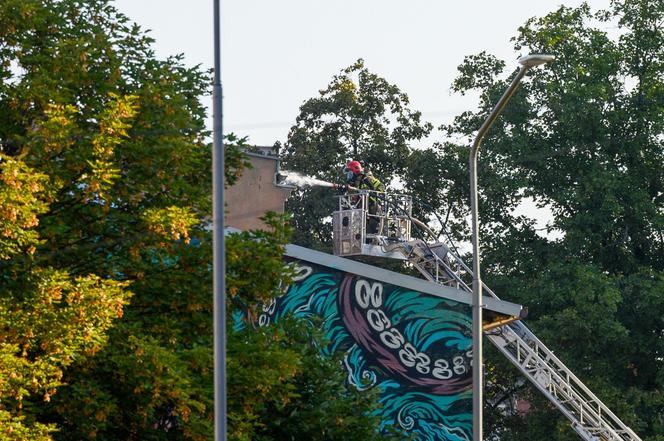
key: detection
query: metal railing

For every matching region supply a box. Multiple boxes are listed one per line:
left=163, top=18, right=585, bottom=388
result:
left=335, top=190, right=413, bottom=243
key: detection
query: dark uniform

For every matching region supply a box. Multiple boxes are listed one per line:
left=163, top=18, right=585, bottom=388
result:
left=350, top=172, right=385, bottom=235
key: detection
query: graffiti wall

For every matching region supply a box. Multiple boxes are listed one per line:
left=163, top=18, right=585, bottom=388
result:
left=258, top=257, right=474, bottom=441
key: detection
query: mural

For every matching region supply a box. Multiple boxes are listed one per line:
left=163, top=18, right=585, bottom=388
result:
left=257, top=258, right=473, bottom=441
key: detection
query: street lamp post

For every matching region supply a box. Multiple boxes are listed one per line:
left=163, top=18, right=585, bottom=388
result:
left=470, top=54, right=553, bottom=441
left=212, top=0, right=226, bottom=440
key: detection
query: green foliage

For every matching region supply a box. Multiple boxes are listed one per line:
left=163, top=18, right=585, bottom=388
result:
left=227, top=321, right=301, bottom=441
left=0, top=156, right=48, bottom=259
left=0, top=409, right=54, bottom=441
left=0, top=269, right=129, bottom=440
left=15, top=0, right=664, bottom=439
left=0, top=0, right=210, bottom=438
left=439, top=1, right=664, bottom=439
left=1, top=3, right=385, bottom=440
left=228, top=318, right=384, bottom=441
left=226, top=213, right=292, bottom=320
left=280, top=2, right=664, bottom=440
left=225, top=217, right=385, bottom=441
left=282, top=59, right=434, bottom=250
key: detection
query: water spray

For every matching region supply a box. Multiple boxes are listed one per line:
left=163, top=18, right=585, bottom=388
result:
left=276, top=170, right=357, bottom=191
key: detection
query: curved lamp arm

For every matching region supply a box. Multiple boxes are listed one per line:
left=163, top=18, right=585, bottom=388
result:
left=469, top=53, right=553, bottom=441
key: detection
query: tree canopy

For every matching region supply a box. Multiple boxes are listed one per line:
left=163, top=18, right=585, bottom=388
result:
left=0, top=0, right=211, bottom=437
left=0, top=1, right=384, bottom=440
left=438, top=1, right=664, bottom=439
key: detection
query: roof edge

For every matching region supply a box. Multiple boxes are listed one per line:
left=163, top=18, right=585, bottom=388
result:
left=285, top=244, right=523, bottom=318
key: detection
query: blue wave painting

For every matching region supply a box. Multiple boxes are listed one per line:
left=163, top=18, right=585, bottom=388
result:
left=258, top=258, right=473, bottom=440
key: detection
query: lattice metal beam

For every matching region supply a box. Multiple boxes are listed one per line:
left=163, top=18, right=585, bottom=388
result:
left=385, top=238, right=641, bottom=441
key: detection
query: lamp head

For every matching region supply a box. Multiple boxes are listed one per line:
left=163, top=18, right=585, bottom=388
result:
left=518, top=54, right=555, bottom=68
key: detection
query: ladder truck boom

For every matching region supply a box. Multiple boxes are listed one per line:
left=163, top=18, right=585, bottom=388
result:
left=332, top=190, right=640, bottom=441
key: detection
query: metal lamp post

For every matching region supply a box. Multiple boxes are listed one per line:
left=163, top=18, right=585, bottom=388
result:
left=470, top=54, right=553, bottom=441
left=212, top=0, right=226, bottom=440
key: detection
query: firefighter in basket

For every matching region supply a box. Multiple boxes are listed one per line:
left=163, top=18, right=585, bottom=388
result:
left=342, top=160, right=385, bottom=236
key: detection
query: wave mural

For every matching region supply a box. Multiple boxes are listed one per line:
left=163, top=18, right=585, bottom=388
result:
left=256, top=257, right=474, bottom=440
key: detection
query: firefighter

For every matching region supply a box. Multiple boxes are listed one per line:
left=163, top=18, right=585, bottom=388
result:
left=343, top=160, right=385, bottom=236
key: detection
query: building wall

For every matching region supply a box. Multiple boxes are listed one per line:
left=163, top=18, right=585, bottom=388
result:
left=226, top=154, right=292, bottom=230
left=247, top=256, right=474, bottom=441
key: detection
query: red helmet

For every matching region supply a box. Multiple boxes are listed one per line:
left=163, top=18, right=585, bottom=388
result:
left=345, top=160, right=363, bottom=174
left=344, top=160, right=363, bottom=183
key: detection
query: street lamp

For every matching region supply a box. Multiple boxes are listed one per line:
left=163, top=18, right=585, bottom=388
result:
left=469, top=53, right=553, bottom=441
left=212, top=1, right=226, bottom=441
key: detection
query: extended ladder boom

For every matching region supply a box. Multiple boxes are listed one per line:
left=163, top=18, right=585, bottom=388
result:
left=331, top=190, right=640, bottom=440
left=390, top=239, right=640, bottom=441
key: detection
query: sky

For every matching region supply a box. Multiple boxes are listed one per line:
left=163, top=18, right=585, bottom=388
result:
left=113, top=0, right=613, bottom=147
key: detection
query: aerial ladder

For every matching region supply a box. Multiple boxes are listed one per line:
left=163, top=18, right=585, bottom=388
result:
left=331, top=190, right=641, bottom=441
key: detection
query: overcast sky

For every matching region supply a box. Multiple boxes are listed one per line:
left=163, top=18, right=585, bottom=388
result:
left=113, top=0, right=612, bottom=147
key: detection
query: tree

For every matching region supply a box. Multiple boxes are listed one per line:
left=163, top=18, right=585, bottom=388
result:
left=281, top=59, right=433, bottom=250
left=438, top=1, right=664, bottom=439
left=0, top=0, right=211, bottom=438
left=0, top=2, right=385, bottom=439
left=227, top=315, right=385, bottom=441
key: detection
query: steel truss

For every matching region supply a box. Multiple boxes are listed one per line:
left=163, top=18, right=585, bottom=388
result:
left=383, top=236, right=641, bottom=441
